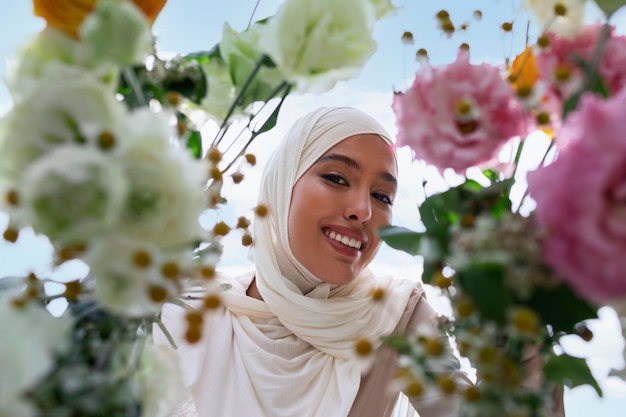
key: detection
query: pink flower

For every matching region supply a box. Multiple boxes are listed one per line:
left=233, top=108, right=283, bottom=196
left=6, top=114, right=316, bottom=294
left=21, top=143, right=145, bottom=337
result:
left=393, top=52, right=525, bottom=173
left=527, top=89, right=626, bottom=303
left=536, top=24, right=626, bottom=101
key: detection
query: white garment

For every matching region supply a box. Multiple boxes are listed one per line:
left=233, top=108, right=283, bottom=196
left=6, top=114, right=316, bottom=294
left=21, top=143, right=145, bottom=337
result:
left=158, top=273, right=465, bottom=417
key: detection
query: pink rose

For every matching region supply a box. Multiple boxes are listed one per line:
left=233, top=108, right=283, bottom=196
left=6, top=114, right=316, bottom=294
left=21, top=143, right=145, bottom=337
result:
left=536, top=24, right=626, bottom=100
left=527, top=89, right=626, bottom=303
left=392, top=52, right=525, bottom=173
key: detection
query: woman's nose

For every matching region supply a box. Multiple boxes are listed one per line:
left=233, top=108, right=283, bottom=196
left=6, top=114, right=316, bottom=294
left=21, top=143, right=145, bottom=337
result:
left=344, top=192, right=372, bottom=223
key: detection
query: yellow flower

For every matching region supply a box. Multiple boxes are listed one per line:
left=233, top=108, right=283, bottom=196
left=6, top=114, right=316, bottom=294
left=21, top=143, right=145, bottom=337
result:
left=33, top=0, right=166, bottom=38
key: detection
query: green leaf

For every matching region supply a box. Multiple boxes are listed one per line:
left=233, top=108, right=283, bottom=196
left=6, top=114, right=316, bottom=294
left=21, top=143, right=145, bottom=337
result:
left=544, top=354, right=603, bottom=396
left=523, top=284, right=598, bottom=333
left=185, top=45, right=221, bottom=64
left=253, top=88, right=286, bottom=135
left=187, top=130, right=202, bottom=159
left=456, top=263, right=512, bottom=325
left=378, top=225, right=422, bottom=255
left=562, top=55, right=610, bottom=119
left=594, top=0, right=626, bottom=16
left=381, top=334, right=413, bottom=355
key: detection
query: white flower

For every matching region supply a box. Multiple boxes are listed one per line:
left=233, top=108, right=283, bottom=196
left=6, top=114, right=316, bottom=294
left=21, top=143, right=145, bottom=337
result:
left=87, top=236, right=192, bottom=317
left=20, top=144, right=128, bottom=244
left=258, top=0, right=379, bottom=93
left=521, top=0, right=586, bottom=38
left=4, top=28, right=118, bottom=103
left=0, top=292, right=72, bottom=417
left=608, top=300, right=626, bottom=381
left=0, top=75, right=126, bottom=180
left=113, top=109, right=208, bottom=249
left=135, top=343, right=188, bottom=417
left=80, top=0, right=154, bottom=67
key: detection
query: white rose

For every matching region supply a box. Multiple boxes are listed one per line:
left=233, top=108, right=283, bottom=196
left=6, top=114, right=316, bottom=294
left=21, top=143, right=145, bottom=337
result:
left=20, top=144, right=128, bottom=244
left=0, top=292, right=72, bottom=417
left=80, top=0, right=154, bottom=67
left=113, top=109, right=208, bottom=248
left=4, top=28, right=118, bottom=103
left=87, top=237, right=192, bottom=317
left=521, top=0, right=586, bottom=38
left=135, top=343, right=188, bottom=417
left=258, top=0, right=378, bottom=93
left=0, top=76, right=126, bottom=180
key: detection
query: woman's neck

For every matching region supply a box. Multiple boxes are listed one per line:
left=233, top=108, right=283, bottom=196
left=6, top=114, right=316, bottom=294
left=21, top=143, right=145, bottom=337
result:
left=246, top=277, right=264, bottom=301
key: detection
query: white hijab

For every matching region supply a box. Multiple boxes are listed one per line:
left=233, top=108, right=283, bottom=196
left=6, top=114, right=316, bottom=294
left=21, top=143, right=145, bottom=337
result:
left=252, top=106, right=415, bottom=357
left=167, top=107, right=418, bottom=417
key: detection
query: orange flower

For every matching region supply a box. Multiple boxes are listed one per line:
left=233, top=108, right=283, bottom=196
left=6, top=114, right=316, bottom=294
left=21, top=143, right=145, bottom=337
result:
left=508, top=46, right=539, bottom=91
left=33, top=0, right=166, bottom=38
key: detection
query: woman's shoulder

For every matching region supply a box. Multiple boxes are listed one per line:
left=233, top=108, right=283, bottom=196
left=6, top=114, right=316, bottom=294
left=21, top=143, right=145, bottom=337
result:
left=397, top=280, right=443, bottom=333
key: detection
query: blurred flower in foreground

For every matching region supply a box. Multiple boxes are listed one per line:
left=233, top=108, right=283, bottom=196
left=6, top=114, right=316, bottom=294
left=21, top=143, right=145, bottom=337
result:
left=0, top=292, right=71, bottom=417
left=521, top=0, right=586, bottom=38
left=0, top=76, right=125, bottom=182
left=528, top=88, right=626, bottom=303
left=20, top=145, right=128, bottom=244
left=536, top=24, right=626, bottom=102
left=392, top=52, right=526, bottom=173
left=258, top=0, right=382, bottom=93
left=33, top=0, right=166, bottom=38
left=79, top=0, right=154, bottom=66
left=134, top=344, right=188, bottom=417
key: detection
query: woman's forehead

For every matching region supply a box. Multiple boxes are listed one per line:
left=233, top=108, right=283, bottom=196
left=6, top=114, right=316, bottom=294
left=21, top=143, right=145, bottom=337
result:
left=316, top=134, right=398, bottom=174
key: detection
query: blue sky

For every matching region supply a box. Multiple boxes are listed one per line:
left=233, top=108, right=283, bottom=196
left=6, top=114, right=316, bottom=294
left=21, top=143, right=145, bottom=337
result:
left=1, top=1, right=625, bottom=415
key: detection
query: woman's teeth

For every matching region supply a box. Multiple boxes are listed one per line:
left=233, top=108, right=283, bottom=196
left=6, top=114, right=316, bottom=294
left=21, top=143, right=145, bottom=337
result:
left=324, top=229, right=362, bottom=250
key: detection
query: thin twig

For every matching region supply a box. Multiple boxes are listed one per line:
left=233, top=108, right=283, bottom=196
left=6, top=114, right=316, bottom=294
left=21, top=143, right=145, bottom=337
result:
left=247, top=0, right=262, bottom=29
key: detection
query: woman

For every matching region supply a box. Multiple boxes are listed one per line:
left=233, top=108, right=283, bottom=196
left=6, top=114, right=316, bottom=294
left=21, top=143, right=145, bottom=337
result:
left=158, top=106, right=469, bottom=417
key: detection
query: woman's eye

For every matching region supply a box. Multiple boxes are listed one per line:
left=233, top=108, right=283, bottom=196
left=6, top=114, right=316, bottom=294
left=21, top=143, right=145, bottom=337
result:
left=373, top=193, right=393, bottom=206
left=322, top=174, right=348, bottom=185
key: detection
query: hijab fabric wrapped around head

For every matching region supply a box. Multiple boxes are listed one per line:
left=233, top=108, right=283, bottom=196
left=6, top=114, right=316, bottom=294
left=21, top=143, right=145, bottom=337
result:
left=252, top=106, right=414, bottom=357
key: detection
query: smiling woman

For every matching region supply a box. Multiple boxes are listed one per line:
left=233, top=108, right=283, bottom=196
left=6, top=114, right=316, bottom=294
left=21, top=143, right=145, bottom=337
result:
left=288, top=133, right=397, bottom=286
left=156, top=106, right=471, bottom=417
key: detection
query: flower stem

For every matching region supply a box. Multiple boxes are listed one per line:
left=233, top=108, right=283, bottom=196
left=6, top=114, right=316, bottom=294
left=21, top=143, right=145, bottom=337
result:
left=211, top=55, right=269, bottom=148
left=122, top=67, right=148, bottom=108
left=221, top=81, right=292, bottom=174
left=582, top=23, right=612, bottom=93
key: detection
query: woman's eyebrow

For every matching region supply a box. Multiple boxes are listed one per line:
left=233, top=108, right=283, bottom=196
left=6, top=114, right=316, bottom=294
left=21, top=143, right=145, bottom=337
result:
left=316, top=153, right=397, bottom=186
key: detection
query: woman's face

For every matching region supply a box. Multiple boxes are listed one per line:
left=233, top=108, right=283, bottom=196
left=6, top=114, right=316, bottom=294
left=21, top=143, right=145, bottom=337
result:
left=288, top=134, right=397, bottom=285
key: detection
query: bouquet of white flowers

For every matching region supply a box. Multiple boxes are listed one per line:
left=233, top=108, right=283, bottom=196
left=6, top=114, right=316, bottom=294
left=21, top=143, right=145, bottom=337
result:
left=0, top=1, right=394, bottom=415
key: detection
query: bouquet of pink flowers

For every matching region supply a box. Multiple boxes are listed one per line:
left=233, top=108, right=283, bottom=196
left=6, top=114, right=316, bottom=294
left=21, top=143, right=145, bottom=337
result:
left=381, top=1, right=626, bottom=415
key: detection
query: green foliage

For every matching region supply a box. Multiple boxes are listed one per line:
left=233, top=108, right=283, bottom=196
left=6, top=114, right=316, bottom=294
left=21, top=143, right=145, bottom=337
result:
left=117, top=59, right=207, bottom=108
left=186, top=130, right=203, bottom=159
left=380, top=334, right=413, bottom=355
left=544, top=354, right=603, bottom=396
left=456, top=263, right=512, bottom=325
left=523, top=284, right=598, bottom=333
left=595, top=0, right=626, bottom=16
left=378, top=225, right=422, bottom=255
left=562, top=51, right=610, bottom=120
left=27, top=301, right=146, bottom=417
